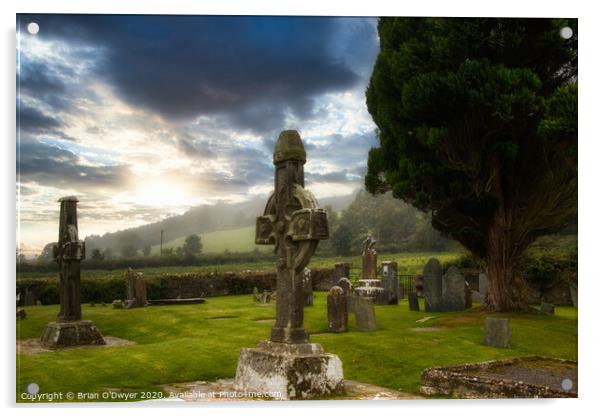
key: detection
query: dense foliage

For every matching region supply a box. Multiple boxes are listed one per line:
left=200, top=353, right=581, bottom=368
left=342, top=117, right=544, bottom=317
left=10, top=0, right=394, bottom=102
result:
left=365, top=18, right=577, bottom=310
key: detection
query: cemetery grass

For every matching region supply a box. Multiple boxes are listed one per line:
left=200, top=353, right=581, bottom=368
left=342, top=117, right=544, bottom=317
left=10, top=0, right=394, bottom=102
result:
left=17, top=296, right=577, bottom=402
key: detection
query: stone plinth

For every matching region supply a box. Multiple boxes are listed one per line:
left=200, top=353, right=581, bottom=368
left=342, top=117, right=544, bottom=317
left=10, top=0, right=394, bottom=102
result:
left=40, top=320, right=106, bottom=348
left=234, top=341, right=344, bottom=399
left=355, top=279, right=389, bottom=305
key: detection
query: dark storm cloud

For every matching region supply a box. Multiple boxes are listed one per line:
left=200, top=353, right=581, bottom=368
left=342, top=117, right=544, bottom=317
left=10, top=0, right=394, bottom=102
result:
left=17, top=137, right=129, bottom=188
left=19, top=14, right=374, bottom=134
left=17, top=103, right=61, bottom=134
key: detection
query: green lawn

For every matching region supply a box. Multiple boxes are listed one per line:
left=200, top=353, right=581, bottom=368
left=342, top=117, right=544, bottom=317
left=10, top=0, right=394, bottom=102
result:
left=16, top=295, right=577, bottom=402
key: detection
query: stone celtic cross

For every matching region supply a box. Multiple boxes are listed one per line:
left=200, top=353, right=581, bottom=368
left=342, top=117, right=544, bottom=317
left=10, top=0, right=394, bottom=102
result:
left=54, top=196, right=86, bottom=322
left=255, top=130, right=328, bottom=344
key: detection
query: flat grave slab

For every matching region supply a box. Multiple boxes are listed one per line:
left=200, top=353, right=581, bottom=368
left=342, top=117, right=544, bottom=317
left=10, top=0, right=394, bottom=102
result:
left=421, top=356, right=577, bottom=398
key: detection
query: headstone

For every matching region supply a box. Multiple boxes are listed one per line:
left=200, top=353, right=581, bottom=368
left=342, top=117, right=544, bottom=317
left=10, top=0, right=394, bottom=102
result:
left=252, top=287, right=261, bottom=303
left=125, top=268, right=135, bottom=301
left=17, top=309, right=27, bottom=319
left=112, top=299, right=124, bottom=309
left=134, top=272, right=148, bottom=306
left=471, top=290, right=484, bottom=304
left=23, top=290, right=36, bottom=306
left=422, top=258, right=443, bottom=312
left=327, top=286, right=348, bottom=333
left=36, top=300, right=42, bottom=306
left=465, top=281, right=472, bottom=309
left=441, top=266, right=466, bottom=311
left=303, top=267, right=313, bottom=306
left=40, top=196, right=105, bottom=348
left=569, top=282, right=577, bottom=307
left=354, top=296, right=377, bottom=331
left=361, top=235, right=378, bottom=279
left=408, top=292, right=420, bottom=311
left=483, top=317, right=511, bottom=348
left=540, top=302, right=555, bottom=315
left=414, top=275, right=424, bottom=297
left=478, top=272, right=489, bottom=298
left=333, top=262, right=350, bottom=286
left=234, top=130, right=343, bottom=399
left=337, top=277, right=354, bottom=312
left=382, top=260, right=399, bottom=305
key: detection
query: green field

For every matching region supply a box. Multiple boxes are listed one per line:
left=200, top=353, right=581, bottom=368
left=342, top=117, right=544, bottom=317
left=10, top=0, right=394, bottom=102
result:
left=17, top=295, right=577, bottom=402
left=149, top=226, right=270, bottom=255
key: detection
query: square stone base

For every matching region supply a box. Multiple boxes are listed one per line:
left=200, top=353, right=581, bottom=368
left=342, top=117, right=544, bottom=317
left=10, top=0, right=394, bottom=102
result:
left=40, top=320, right=106, bottom=348
left=233, top=341, right=344, bottom=399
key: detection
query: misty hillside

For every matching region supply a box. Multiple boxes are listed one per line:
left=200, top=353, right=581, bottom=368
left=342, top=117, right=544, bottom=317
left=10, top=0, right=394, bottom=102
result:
left=84, top=191, right=358, bottom=254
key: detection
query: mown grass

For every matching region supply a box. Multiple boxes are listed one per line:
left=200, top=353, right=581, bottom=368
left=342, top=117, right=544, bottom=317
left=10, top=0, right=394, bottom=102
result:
left=16, top=294, right=577, bottom=402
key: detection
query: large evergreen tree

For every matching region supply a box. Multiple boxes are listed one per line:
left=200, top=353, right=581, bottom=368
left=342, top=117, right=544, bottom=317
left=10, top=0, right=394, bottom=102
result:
left=365, top=18, right=577, bottom=311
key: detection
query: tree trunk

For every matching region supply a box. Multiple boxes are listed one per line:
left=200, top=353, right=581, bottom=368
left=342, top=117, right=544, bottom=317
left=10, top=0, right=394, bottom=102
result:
left=483, top=211, right=530, bottom=312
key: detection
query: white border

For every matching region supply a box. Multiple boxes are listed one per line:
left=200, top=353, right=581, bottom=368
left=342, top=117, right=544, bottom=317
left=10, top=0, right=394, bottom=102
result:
left=3, top=1, right=600, bottom=416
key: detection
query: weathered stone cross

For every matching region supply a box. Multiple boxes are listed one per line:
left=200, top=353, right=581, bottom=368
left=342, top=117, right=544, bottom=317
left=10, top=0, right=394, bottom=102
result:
left=54, top=196, right=86, bottom=322
left=255, top=130, right=328, bottom=344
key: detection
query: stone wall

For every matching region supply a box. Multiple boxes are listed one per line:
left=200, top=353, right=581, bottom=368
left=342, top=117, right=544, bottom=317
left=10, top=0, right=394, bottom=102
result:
left=17, top=268, right=335, bottom=305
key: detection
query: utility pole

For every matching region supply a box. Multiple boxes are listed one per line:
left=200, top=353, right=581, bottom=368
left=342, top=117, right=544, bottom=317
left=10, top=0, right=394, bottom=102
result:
left=160, top=229, right=164, bottom=256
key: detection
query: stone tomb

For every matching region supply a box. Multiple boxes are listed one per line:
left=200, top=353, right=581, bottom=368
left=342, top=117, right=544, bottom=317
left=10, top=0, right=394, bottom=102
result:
left=421, top=356, right=577, bottom=398
left=354, top=237, right=388, bottom=305
left=327, top=286, right=348, bottom=333
left=234, top=131, right=344, bottom=399
left=40, top=197, right=105, bottom=348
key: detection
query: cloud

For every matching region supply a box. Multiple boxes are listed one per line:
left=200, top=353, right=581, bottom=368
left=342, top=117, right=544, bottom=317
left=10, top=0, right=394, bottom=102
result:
left=17, top=103, right=62, bottom=134
left=19, top=15, right=375, bottom=135
left=17, top=137, right=129, bottom=188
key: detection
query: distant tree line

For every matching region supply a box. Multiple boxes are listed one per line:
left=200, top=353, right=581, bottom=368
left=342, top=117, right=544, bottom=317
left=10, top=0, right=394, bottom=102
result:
left=317, top=190, right=458, bottom=257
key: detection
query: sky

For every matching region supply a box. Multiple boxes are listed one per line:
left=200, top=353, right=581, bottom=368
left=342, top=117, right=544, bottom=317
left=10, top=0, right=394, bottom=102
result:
left=16, top=14, right=380, bottom=255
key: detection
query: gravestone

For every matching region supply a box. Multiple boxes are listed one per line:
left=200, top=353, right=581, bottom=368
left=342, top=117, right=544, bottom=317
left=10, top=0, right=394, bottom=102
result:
left=112, top=299, right=124, bottom=309
left=382, top=261, right=399, bottom=305
left=361, top=235, right=377, bottom=279
left=478, top=272, right=489, bottom=298
left=234, top=130, right=344, bottom=399
left=17, top=309, right=27, bottom=319
left=125, top=268, right=135, bottom=302
left=333, top=262, right=350, bottom=286
left=465, top=281, right=473, bottom=309
left=40, top=197, right=105, bottom=348
left=327, top=286, right=348, bottom=333
left=303, top=267, right=314, bottom=306
left=569, top=282, right=577, bottom=307
left=252, top=287, right=261, bottom=303
left=135, top=272, right=148, bottom=306
left=540, top=302, right=555, bottom=315
left=408, top=292, right=420, bottom=311
left=354, top=296, right=377, bottom=331
left=483, top=317, right=511, bottom=348
left=441, top=266, right=466, bottom=311
left=337, top=277, right=354, bottom=312
left=422, top=258, right=443, bottom=312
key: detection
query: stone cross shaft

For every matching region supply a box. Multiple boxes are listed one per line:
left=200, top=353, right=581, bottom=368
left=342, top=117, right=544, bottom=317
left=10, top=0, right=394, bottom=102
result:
left=53, top=196, right=85, bottom=322
left=256, top=131, right=328, bottom=344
